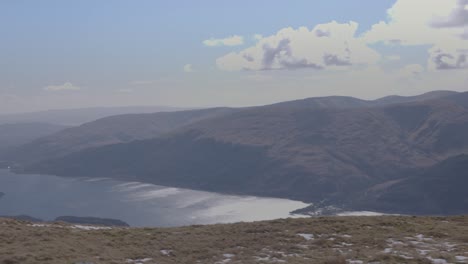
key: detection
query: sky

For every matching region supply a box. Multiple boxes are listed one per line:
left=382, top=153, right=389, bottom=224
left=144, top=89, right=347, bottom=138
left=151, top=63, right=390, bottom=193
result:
left=1, top=0, right=468, bottom=113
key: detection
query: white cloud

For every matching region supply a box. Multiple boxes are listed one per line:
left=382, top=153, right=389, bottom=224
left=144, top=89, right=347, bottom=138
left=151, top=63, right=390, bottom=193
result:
left=183, top=64, right=194, bottom=72
left=43, top=82, right=80, bottom=92
left=203, top=35, right=244, bottom=47
left=362, top=0, right=468, bottom=71
left=216, top=21, right=380, bottom=71
left=215, top=0, right=468, bottom=75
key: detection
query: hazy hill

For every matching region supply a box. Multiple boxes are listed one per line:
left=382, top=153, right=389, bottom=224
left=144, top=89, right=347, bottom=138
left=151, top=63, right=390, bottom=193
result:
left=7, top=91, right=457, bottom=166
left=372, top=90, right=459, bottom=106
left=0, top=123, right=68, bottom=158
left=16, top=91, right=468, bottom=214
left=7, top=108, right=237, bottom=164
left=0, top=106, right=185, bottom=126
left=268, top=90, right=457, bottom=109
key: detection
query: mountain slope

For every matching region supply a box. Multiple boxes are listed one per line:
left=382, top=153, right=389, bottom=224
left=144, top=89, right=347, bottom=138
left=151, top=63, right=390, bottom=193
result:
left=8, top=108, right=237, bottom=164
left=359, top=154, right=468, bottom=215
left=21, top=92, right=468, bottom=212
left=0, top=106, right=185, bottom=126
left=373, top=90, right=459, bottom=106
left=8, top=90, right=458, bottom=166
left=269, top=90, right=458, bottom=109
left=0, top=123, right=68, bottom=158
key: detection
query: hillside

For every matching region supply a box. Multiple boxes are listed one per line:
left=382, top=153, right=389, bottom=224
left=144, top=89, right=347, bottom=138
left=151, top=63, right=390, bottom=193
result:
left=269, top=90, right=457, bottom=109
left=20, top=92, right=468, bottom=212
left=0, top=106, right=185, bottom=126
left=7, top=108, right=236, bottom=164
left=0, top=123, right=68, bottom=158
left=8, top=90, right=468, bottom=214
left=7, top=91, right=457, bottom=167
left=0, top=216, right=467, bottom=264
left=356, top=154, right=468, bottom=215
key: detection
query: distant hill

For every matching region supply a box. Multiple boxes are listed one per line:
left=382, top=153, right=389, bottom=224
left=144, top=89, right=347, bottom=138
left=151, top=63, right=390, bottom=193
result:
left=14, top=90, right=468, bottom=214
left=8, top=108, right=236, bottom=164
left=0, top=106, right=185, bottom=126
left=0, top=215, right=129, bottom=227
left=0, top=215, right=43, bottom=222
left=7, top=91, right=458, bottom=166
left=268, top=90, right=458, bottom=109
left=372, top=90, right=459, bottom=105
left=0, top=123, right=68, bottom=158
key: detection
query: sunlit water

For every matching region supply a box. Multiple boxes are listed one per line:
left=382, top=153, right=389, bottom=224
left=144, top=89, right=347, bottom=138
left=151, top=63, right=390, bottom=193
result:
left=0, top=169, right=309, bottom=227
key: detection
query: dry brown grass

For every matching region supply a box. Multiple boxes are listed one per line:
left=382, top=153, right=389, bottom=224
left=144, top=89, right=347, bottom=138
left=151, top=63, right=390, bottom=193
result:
left=0, top=216, right=467, bottom=264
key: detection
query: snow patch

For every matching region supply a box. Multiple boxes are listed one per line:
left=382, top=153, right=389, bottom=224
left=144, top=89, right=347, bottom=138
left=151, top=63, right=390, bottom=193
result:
left=383, top=248, right=393, bottom=253
left=337, top=211, right=386, bottom=216
left=427, top=257, right=448, bottom=264
left=348, top=260, right=364, bottom=264
left=30, top=223, right=51, bottom=228
left=71, top=225, right=112, bottom=231
left=297, top=233, right=314, bottom=240
left=126, top=258, right=152, bottom=263
left=160, top=249, right=173, bottom=256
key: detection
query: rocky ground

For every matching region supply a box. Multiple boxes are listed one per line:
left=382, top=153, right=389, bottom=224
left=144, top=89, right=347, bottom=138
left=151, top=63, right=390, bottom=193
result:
left=0, top=216, right=467, bottom=264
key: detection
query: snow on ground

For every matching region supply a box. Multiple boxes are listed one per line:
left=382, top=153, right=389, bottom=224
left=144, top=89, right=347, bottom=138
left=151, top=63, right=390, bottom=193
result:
left=29, top=223, right=113, bottom=231
left=297, top=233, right=314, bottom=240
left=337, top=211, right=386, bottom=216
left=30, top=223, right=51, bottom=227
left=347, top=260, right=364, bottom=264
left=160, top=249, right=173, bottom=256
left=215, top=253, right=236, bottom=264
left=426, top=257, right=448, bottom=264
left=126, top=258, right=152, bottom=263
left=71, top=225, right=112, bottom=230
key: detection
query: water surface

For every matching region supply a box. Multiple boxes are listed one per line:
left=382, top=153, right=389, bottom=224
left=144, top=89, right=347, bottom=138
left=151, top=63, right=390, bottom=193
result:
left=0, top=169, right=309, bottom=227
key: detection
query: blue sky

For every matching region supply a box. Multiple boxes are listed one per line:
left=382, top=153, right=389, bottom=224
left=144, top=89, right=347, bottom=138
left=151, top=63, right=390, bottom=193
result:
left=1, top=0, right=467, bottom=113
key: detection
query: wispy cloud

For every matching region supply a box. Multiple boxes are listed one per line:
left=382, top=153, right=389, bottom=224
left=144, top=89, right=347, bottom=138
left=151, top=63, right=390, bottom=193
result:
left=183, top=64, right=194, bottom=72
left=43, top=82, right=80, bottom=92
left=203, top=35, right=244, bottom=47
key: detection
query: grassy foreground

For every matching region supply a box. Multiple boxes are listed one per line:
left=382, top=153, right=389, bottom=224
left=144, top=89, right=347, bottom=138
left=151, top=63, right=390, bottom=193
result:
left=0, top=216, right=467, bottom=264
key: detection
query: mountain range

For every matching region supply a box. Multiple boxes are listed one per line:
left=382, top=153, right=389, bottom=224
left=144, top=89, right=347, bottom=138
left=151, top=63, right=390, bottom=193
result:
left=0, top=105, right=185, bottom=126
left=0, top=123, right=69, bottom=159
left=5, top=90, right=468, bottom=215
